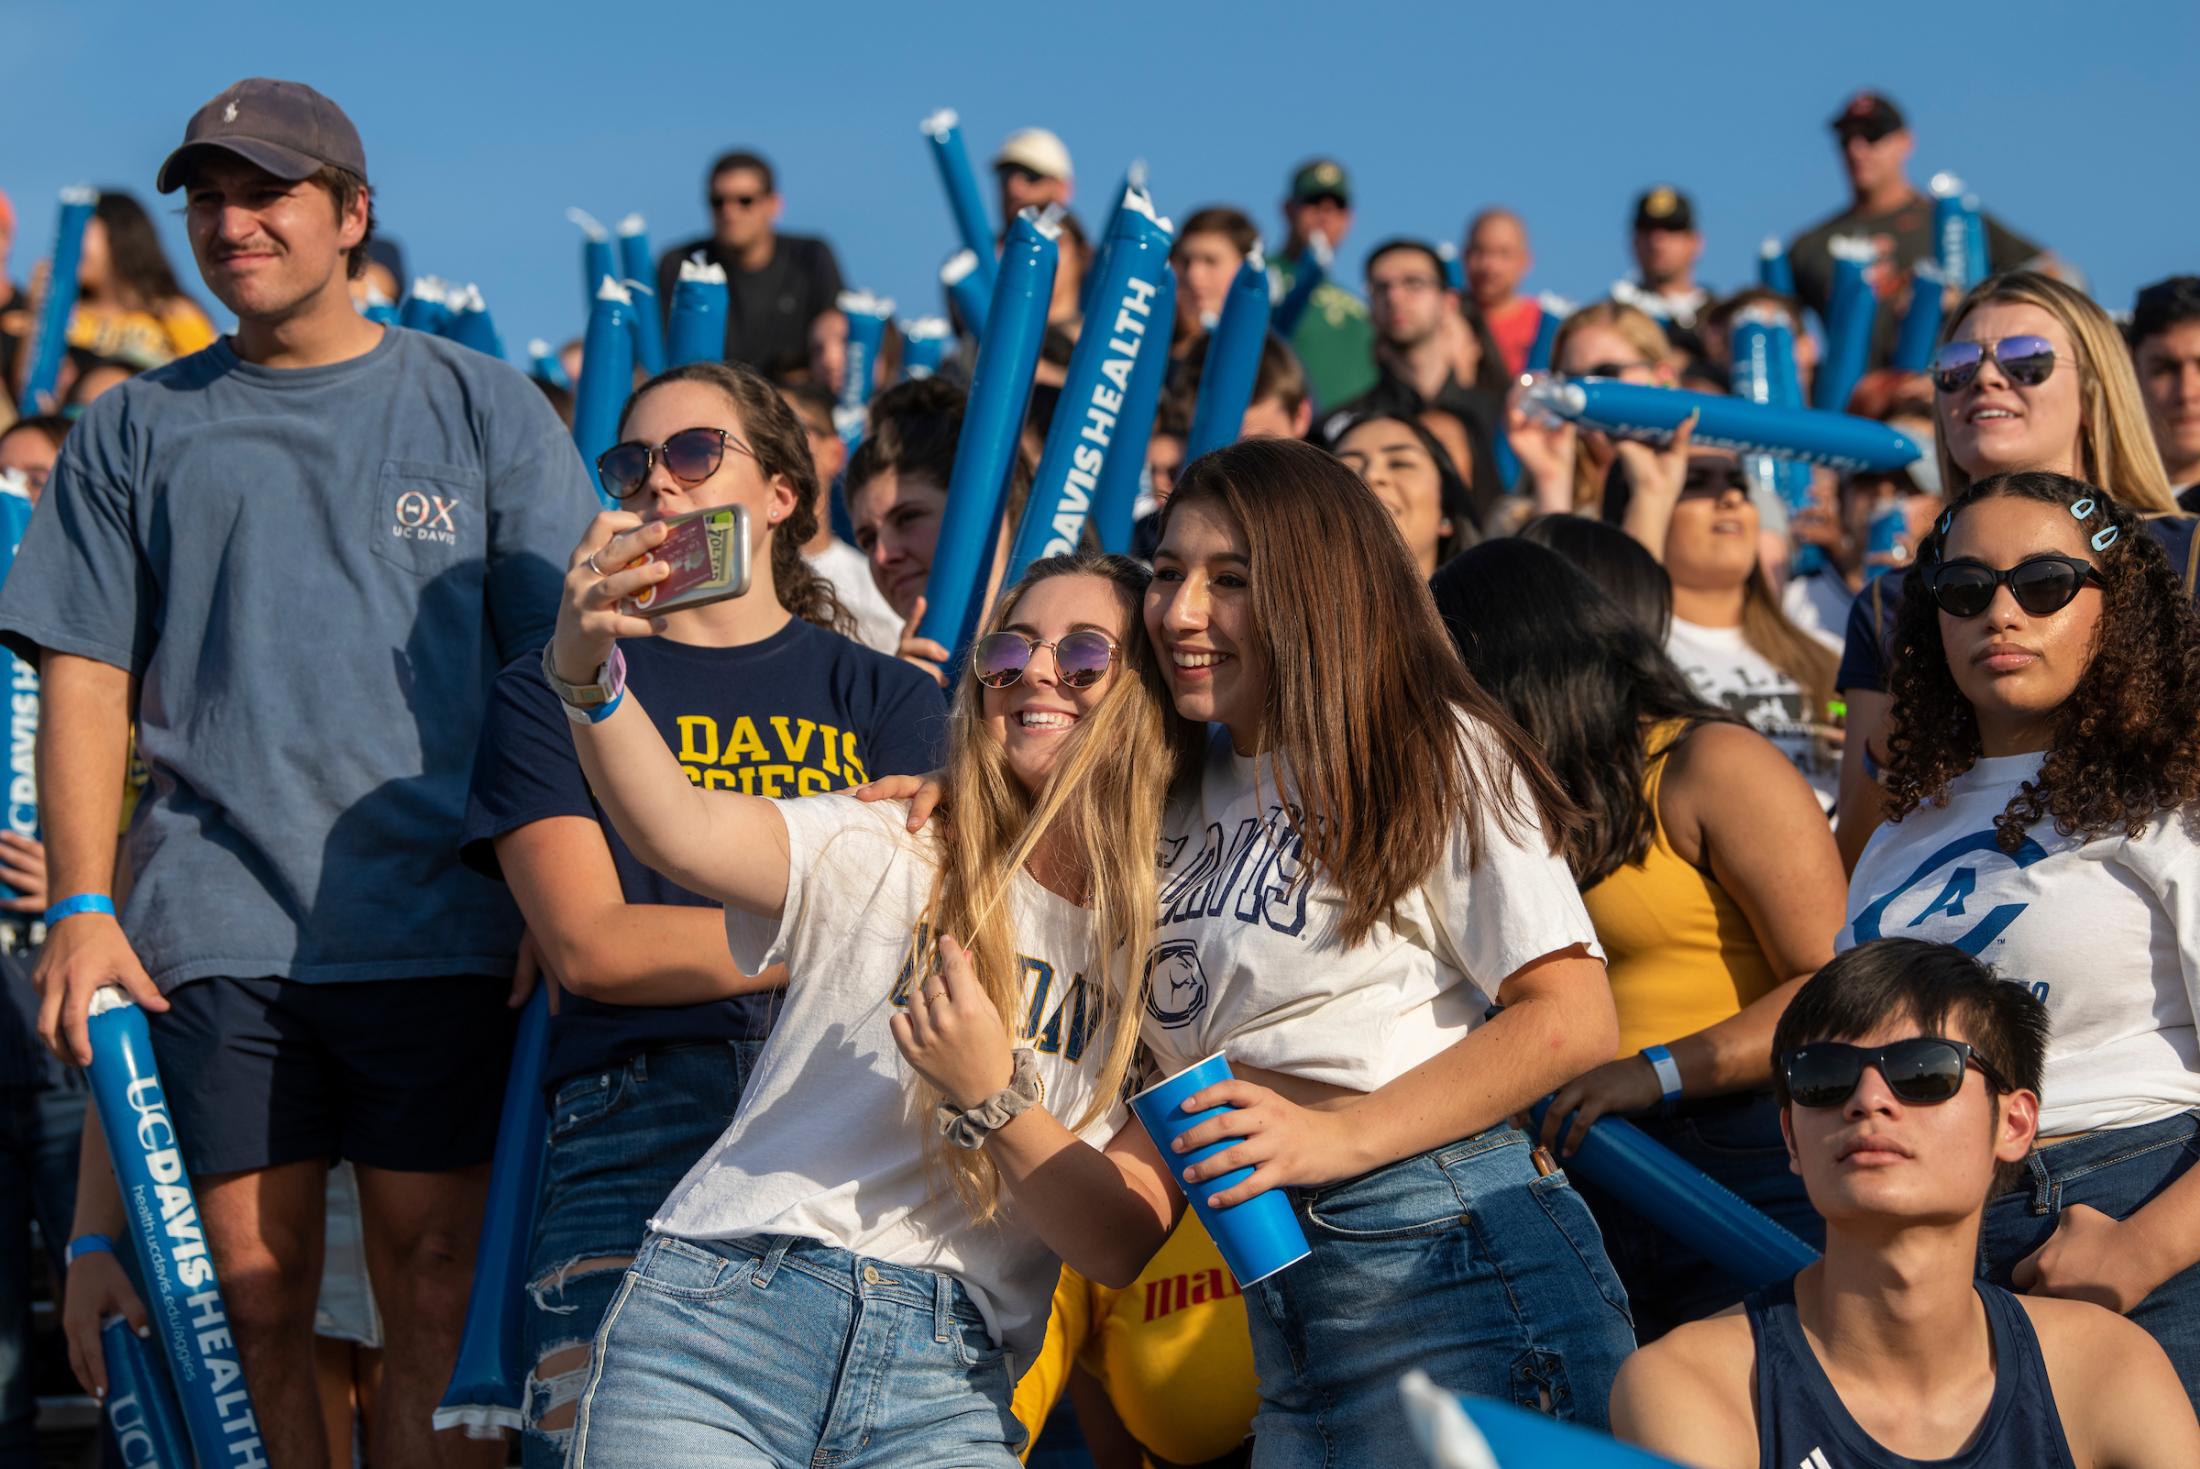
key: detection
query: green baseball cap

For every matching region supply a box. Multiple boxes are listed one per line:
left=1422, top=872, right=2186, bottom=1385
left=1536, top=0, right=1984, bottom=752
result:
left=1289, top=158, right=1351, bottom=206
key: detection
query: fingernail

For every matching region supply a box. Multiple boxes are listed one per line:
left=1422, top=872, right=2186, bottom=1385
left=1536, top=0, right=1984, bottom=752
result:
left=1171, top=1139, right=1184, bottom=1153
left=1207, top=1194, right=1223, bottom=1209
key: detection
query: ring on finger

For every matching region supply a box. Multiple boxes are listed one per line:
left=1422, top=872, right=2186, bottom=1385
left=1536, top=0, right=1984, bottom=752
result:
left=586, top=551, right=608, bottom=577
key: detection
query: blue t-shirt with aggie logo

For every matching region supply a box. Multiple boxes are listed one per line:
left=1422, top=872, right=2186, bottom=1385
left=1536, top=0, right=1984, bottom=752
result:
left=462, top=620, right=947, bottom=1084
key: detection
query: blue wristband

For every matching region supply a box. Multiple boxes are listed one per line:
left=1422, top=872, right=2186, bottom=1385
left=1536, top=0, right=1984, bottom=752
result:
left=562, top=685, right=625, bottom=726
left=1641, top=1044, right=1685, bottom=1104
left=66, top=1232, right=115, bottom=1267
left=44, top=893, right=116, bottom=927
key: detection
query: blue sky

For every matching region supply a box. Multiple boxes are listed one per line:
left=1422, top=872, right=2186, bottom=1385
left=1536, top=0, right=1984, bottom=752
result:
left=7, top=1, right=2194, bottom=356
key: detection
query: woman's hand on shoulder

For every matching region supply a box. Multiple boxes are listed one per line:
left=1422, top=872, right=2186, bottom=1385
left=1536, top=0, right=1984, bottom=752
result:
left=1168, top=1079, right=1368, bottom=1208
left=850, top=772, right=950, bottom=834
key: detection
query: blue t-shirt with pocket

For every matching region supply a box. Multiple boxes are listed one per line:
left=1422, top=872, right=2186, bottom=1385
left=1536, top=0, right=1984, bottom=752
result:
left=0, top=328, right=597, bottom=990
left=461, top=621, right=947, bottom=1085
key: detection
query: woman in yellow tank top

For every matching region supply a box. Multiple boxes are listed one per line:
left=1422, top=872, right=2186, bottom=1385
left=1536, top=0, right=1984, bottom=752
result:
left=1435, top=538, right=1845, bottom=1338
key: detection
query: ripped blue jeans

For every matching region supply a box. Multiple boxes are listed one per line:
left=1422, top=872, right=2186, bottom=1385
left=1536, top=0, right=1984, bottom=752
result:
left=1244, top=1124, right=1637, bottom=1469
left=522, top=1042, right=763, bottom=1469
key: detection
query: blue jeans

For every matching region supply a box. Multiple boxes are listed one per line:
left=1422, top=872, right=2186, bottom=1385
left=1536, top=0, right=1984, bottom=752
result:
left=1978, top=1109, right=2200, bottom=1404
left=0, top=1080, right=87, bottom=1468
left=523, top=1042, right=763, bottom=1469
left=571, top=1233, right=1025, bottom=1467
left=1573, top=1091, right=1824, bottom=1341
left=1244, top=1125, right=1636, bottom=1469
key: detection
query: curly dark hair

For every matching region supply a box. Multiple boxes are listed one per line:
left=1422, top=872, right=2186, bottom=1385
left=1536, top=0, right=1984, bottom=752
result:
left=1883, top=470, right=2200, bottom=853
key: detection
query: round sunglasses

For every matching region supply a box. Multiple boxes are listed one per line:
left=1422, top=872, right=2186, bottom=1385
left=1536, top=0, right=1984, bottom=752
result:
left=1924, top=552, right=2104, bottom=619
left=1781, top=1038, right=2012, bottom=1110
left=1932, top=334, right=2058, bottom=394
left=596, top=426, right=754, bottom=501
left=972, top=629, right=1120, bottom=690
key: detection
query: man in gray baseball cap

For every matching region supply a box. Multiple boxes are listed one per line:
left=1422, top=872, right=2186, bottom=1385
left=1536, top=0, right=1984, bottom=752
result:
left=22, top=78, right=592, bottom=1467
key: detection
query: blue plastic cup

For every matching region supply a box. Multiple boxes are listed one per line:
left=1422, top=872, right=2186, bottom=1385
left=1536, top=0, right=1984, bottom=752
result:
left=1130, top=1051, right=1311, bottom=1286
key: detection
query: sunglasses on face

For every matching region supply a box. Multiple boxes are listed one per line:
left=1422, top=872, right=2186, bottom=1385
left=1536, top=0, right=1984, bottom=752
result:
left=1924, top=552, right=2104, bottom=618
left=972, top=629, right=1120, bottom=690
left=596, top=426, right=754, bottom=501
left=1781, top=1038, right=2012, bottom=1110
left=710, top=192, right=765, bottom=211
left=1679, top=459, right=1749, bottom=501
left=1572, top=361, right=1651, bottom=380
left=1932, top=335, right=2058, bottom=393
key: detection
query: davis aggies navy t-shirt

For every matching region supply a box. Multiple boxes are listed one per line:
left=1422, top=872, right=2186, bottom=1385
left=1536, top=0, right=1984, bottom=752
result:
left=464, top=619, right=946, bottom=1085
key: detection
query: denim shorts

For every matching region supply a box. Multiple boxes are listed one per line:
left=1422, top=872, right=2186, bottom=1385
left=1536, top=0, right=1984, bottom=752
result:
left=1978, top=1108, right=2200, bottom=1404
left=1243, top=1124, right=1637, bottom=1469
left=1572, top=1090, right=1824, bottom=1340
left=570, top=1233, right=1024, bottom=1467
left=523, top=1041, right=762, bottom=1468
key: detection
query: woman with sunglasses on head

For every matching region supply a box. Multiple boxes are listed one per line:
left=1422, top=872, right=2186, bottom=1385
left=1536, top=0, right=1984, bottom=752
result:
left=1433, top=539, right=1844, bottom=1340
left=1135, top=438, right=1634, bottom=1458
left=1844, top=470, right=2200, bottom=1400
left=1831, top=271, right=2197, bottom=867
left=462, top=362, right=951, bottom=1465
left=543, top=468, right=1203, bottom=1461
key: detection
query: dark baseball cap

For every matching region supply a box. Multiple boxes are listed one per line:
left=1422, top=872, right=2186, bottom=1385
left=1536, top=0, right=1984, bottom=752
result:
left=1830, top=90, right=1906, bottom=142
left=156, top=78, right=367, bottom=195
left=1633, top=185, right=1695, bottom=233
left=1289, top=158, right=1352, bottom=206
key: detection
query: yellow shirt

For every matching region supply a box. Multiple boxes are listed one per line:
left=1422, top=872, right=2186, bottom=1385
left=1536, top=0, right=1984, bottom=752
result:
left=68, top=300, right=217, bottom=371
left=1581, top=720, right=1781, bottom=1057
left=1013, top=1212, right=1259, bottom=1466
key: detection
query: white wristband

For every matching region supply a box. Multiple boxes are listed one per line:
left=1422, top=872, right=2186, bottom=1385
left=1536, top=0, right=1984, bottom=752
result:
left=1641, top=1044, right=1684, bottom=1104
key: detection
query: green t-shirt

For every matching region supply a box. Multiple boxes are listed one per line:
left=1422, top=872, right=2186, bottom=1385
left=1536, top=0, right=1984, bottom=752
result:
left=1271, top=249, right=1377, bottom=414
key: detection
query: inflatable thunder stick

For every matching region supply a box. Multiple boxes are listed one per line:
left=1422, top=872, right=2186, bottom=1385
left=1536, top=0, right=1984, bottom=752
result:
left=399, top=275, right=456, bottom=337
left=1813, top=236, right=1876, bottom=415
left=921, top=110, right=997, bottom=296
left=1892, top=262, right=1948, bottom=374
left=1182, top=247, right=1274, bottom=463
left=1729, top=310, right=1816, bottom=559
left=445, top=283, right=504, bottom=360
left=914, top=210, right=1059, bottom=665
left=942, top=250, right=991, bottom=339
left=1005, top=188, right=1174, bottom=584
left=360, top=287, right=400, bottom=327
left=569, top=208, right=616, bottom=315
left=1400, top=1371, right=1686, bottom=1469
left=1270, top=231, right=1330, bottom=339
left=900, top=317, right=951, bottom=380
left=1757, top=235, right=1796, bottom=297
left=528, top=338, right=571, bottom=389
left=16, top=186, right=94, bottom=416
left=574, top=277, right=638, bottom=507
left=101, top=1316, right=193, bottom=1469
left=836, top=290, right=895, bottom=419
left=667, top=256, right=729, bottom=369
left=1930, top=173, right=1988, bottom=293
left=1091, top=266, right=1176, bottom=554
left=1436, top=240, right=1465, bottom=293
left=435, top=984, right=552, bottom=1435
left=616, top=215, right=667, bottom=376
left=0, top=476, right=37, bottom=905
left=85, top=988, right=265, bottom=1465
left=1081, top=163, right=1148, bottom=317
left=1519, top=376, right=1921, bottom=473
left=1528, top=1097, right=1818, bottom=1290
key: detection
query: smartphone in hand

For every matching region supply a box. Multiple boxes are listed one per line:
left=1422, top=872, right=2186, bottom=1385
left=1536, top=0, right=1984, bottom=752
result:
left=621, top=504, right=751, bottom=616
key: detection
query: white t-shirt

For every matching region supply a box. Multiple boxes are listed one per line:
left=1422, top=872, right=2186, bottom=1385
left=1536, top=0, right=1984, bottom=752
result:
left=1781, top=568, right=1853, bottom=656
left=806, top=537, right=903, bottom=656
left=1139, top=715, right=1602, bottom=1092
left=1666, top=617, right=1837, bottom=813
left=1842, top=753, right=2200, bottom=1136
left=651, top=793, right=1126, bottom=1359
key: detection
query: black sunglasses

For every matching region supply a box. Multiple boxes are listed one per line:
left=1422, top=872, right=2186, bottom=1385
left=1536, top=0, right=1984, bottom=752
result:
left=709, top=192, right=765, bottom=210
left=1782, top=1038, right=2013, bottom=1110
left=1924, top=553, right=2104, bottom=619
left=1572, top=360, right=1650, bottom=381
left=596, top=426, right=754, bottom=501
left=972, top=629, right=1120, bottom=690
left=1932, top=335, right=2058, bottom=394
left=1680, top=458, right=1749, bottom=501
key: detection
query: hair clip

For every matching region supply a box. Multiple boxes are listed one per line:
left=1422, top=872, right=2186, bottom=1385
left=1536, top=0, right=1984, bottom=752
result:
left=2070, top=497, right=2097, bottom=520
left=2091, top=524, right=2120, bottom=552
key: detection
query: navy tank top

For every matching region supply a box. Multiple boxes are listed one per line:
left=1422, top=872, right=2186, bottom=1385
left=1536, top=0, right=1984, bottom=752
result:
left=1745, top=1276, right=2075, bottom=1469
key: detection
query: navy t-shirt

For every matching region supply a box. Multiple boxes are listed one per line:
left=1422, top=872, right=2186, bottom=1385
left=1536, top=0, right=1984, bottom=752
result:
left=1836, top=513, right=2200, bottom=695
left=462, top=620, right=946, bottom=1086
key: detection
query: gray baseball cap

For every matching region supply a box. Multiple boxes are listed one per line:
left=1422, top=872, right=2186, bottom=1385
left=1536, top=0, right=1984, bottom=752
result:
left=156, top=78, right=367, bottom=194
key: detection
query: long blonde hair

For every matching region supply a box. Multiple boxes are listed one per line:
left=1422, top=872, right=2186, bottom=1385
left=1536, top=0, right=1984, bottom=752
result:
left=1935, top=272, right=2178, bottom=513
left=1549, top=300, right=1678, bottom=513
left=916, top=553, right=1199, bottom=1221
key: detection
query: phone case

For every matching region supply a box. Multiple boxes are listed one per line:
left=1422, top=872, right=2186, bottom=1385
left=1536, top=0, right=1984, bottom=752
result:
left=622, top=504, right=751, bottom=615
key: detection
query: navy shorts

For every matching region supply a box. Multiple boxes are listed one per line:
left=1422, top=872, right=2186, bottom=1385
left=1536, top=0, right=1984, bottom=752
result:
left=147, top=975, right=518, bottom=1176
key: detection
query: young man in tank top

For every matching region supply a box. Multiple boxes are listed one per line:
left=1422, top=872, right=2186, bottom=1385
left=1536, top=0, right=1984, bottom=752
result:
left=1611, top=938, right=2197, bottom=1469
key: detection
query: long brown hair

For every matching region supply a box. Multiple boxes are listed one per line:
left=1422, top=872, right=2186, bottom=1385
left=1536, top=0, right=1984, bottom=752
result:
left=1935, top=272, right=2179, bottom=514
left=619, top=361, right=854, bottom=636
left=1740, top=562, right=1837, bottom=721
left=917, top=553, right=1200, bottom=1221
left=1159, top=438, right=1577, bottom=945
